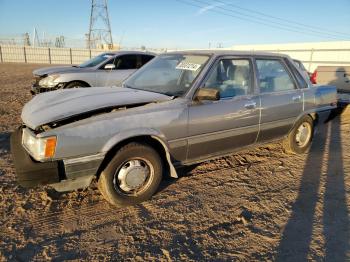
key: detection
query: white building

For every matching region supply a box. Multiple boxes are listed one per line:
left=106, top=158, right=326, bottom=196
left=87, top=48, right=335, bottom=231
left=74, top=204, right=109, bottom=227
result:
left=230, top=41, right=350, bottom=71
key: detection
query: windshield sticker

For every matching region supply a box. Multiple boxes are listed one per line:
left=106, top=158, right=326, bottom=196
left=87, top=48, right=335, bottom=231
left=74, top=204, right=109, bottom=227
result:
left=176, top=61, right=201, bottom=71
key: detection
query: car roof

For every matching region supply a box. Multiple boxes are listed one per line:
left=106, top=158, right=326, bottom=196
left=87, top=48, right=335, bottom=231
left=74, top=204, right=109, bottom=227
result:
left=102, top=50, right=157, bottom=56
left=164, top=49, right=291, bottom=58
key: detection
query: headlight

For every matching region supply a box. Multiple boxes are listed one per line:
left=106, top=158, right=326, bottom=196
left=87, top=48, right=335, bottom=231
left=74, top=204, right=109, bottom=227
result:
left=38, top=74, right=60, bottom=88
left=22, top=128, right=57, bottom=161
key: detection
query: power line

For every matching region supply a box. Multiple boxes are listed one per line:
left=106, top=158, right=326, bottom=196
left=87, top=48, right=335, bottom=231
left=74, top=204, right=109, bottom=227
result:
left=174, top=0, right=348, bottom=41
left=189, top=0, right=348, bottom=39
left=214, top=0, right=350, bottom=39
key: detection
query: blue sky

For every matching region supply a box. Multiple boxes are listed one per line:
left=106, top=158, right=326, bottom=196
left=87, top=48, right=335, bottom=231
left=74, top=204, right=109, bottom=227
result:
left=0, top=0, right=349, bottom=49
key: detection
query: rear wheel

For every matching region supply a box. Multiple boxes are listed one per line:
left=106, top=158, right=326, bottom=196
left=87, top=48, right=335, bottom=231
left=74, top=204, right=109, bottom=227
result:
left=98, top=143, right=163, bottom=207
left=283, top=115, right=314, bottom=154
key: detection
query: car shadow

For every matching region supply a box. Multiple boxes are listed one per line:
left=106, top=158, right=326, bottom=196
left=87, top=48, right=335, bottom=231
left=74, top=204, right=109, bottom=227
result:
left=0, top=131, right=11, bottom=178
left=275, top=105, right=349, bottom=261
left=0, top=131, right=11, bottom=153
left=157, top=164, right=199, bottom=193
left=327, top=67, right=350, bottom=93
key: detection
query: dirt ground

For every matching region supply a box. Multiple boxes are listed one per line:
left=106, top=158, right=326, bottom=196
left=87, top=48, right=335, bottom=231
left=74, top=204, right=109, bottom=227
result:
left=0, top=63, right=349, bottom=261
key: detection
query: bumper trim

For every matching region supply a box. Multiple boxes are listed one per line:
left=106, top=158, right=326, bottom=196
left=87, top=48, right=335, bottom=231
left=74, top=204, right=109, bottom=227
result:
left=63, top=154, right=104, bottom=180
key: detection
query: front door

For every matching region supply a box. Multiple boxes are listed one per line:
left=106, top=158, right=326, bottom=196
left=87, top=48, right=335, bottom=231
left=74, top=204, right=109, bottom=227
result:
left=187, top=57, right=260, bottom=162
left=95, top=54, right=139, bottom=86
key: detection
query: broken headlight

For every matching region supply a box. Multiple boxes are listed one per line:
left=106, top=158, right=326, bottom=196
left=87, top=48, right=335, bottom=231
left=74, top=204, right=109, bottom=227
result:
left=38, top=74, right=61, bottom=88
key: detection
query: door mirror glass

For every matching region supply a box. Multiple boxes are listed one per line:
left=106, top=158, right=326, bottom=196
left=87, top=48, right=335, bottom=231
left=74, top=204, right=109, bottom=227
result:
left=104, top=64, right=116, bottom=70
left=195, top=88, right=220, bottom=101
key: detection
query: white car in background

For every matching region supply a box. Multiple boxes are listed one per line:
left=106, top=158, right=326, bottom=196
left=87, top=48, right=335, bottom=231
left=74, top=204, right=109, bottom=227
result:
left=31, top=51, right=155, bottom=94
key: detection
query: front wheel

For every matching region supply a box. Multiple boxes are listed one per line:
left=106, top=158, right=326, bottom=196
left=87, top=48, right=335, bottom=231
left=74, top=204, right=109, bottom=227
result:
left=98, top=142, right=163, bottom=207
left=64, top=81, right=88, bottom=89
left=283, top=115, right=314, bottom=154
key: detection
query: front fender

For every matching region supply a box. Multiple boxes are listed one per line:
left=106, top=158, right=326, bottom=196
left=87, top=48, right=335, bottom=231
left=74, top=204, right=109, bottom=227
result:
left=57, top=73, right=93, bottom=87
left=101, top=128, right=178, bottom=178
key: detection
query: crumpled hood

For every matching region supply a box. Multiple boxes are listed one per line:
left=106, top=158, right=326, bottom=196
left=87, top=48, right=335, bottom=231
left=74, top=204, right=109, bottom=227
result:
left=33, top=66, right=91, bottom=76
left=22, top=87, right=172, bottom=130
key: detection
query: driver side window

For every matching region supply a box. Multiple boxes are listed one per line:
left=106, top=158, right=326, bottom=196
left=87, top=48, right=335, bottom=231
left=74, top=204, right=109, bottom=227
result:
left=204, top=58, right=252, bottom=99
left=113, top=55, right=138, bottom=70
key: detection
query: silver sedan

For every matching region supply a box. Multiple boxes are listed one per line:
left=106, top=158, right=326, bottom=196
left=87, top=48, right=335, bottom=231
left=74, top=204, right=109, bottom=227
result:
left=31, top=51, right=155, bottom=94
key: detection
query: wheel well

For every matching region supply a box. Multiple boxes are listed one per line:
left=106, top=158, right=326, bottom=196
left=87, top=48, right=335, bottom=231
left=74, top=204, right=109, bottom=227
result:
left=95, top=136, right=169, bottom=180
left=64, top=80, right=90, bottom=88
left=309, top=113, right=319, bottom=125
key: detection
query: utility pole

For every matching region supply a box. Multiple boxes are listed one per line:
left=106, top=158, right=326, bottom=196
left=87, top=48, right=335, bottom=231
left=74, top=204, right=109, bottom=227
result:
left=87, top=0, right=113, bottom=50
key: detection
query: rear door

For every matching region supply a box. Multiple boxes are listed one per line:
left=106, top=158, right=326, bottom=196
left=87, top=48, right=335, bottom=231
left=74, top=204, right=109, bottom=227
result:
left=255, top=57, right=303, bottom=142
left=187, top=56, right=260, bottom=162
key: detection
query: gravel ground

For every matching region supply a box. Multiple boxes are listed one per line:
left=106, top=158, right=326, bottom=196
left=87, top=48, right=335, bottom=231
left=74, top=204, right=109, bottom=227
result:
left=0, top=63, right=349, bottom=261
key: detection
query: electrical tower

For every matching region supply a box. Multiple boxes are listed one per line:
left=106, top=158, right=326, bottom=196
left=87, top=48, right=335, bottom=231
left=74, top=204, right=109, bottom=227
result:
left=87, top=0, right=113, bottom=49
left=33, top=28, right=40, bottom=47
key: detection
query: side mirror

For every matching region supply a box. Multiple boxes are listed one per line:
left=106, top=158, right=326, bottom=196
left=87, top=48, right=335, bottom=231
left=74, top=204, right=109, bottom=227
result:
left=195, top=88, right=220, bottom=101
left=104, top=64, right=116, bottom=70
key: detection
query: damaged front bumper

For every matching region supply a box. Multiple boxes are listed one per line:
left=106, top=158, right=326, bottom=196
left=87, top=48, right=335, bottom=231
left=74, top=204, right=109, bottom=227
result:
left=10, top=127, right=104, bottom=191
left=31, top=83, right=65, bottom=95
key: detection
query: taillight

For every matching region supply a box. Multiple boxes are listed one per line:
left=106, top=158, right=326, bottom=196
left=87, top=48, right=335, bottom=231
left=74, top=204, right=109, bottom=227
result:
left=310, top=70, right=317, bottom=84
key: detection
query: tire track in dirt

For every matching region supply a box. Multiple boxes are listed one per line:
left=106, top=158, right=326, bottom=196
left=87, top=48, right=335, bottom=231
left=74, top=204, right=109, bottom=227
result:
left=28, top=152, right=274, bottom=236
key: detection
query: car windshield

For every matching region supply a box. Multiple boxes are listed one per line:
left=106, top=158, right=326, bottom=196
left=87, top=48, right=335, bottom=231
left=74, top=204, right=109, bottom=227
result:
left=79, top=53, right=115, bottom=68
left=124, top=54, right=210, bottom=96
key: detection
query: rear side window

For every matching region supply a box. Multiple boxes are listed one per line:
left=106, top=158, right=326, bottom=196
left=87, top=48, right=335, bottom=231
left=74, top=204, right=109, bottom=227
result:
left=256, top=59, right=296, bottom=93
left=288, top=59, right=308, bottom=88
left=293, top=60, right=307, bottom=71
left=114, top=55, right=138, bottom=70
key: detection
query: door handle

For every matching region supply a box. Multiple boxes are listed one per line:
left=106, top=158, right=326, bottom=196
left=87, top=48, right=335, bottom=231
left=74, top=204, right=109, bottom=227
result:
left=244, top=101, right=257, bottom=109
left=292, top=95, right=302, bottom=102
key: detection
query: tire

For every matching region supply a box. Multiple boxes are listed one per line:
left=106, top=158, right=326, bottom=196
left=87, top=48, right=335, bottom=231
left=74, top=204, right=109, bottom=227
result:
left=64, top=81, right=88, bottom=89
left=98, top=142, right=163, bottom=207
left=283, top=115, right=314, bottom=154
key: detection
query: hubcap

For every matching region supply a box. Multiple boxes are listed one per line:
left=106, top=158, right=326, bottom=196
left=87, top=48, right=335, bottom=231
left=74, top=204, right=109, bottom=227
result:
left=295, top=122, right=312, bottom=148
left=113, top=159, right=153, bottom=194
